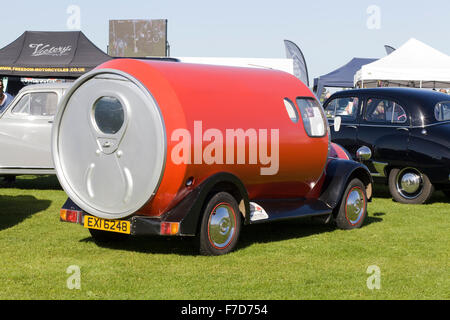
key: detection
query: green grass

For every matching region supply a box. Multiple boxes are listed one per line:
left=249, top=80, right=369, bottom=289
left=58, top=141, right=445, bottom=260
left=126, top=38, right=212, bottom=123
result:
left=0, top=175, right=448, bottom=300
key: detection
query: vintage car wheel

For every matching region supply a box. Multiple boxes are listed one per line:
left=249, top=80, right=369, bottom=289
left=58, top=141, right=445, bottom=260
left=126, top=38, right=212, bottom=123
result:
left=334, top=178, right=368, bottom=230
left=388, top=168, right=434, bottom=204
left=199, top=192, right=242, bottom=256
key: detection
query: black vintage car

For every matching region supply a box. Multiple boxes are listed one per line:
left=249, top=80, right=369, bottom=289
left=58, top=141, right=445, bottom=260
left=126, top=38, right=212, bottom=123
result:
left=324, top=88, right=450, bottom=204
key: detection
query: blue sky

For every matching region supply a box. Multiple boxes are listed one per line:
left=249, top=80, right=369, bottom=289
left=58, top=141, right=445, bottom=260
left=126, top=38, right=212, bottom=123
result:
left=2, top=0, right=450, bottom=81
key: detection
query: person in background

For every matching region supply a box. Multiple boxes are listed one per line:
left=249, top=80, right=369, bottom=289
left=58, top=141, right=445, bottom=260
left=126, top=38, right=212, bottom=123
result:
left=0, top=79, right=14, bottom=113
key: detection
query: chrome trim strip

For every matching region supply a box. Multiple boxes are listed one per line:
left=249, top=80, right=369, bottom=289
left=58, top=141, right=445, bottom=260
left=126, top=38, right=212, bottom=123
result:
left=431, top=120, right=450, bottom=127
left=355, top=124, right=410, bottom=128
left=0, top=168, right=55, bottom=174
left=332, top=121, right=450, bottom=129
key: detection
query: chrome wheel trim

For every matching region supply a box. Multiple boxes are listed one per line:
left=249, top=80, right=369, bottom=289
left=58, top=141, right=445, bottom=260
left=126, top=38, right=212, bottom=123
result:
left=395, top=168, right=423, bottom=200
left=345, top=187, right=366, bottom=225
left=208, top=204, right=236, bottom=249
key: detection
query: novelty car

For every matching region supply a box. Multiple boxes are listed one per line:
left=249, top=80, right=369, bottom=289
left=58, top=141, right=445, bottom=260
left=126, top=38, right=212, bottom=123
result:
left=55, top=59, right=373, bottom=255
left=324, top=88, right=450, bottom=204
left=0, top=82, right=71, bottom=181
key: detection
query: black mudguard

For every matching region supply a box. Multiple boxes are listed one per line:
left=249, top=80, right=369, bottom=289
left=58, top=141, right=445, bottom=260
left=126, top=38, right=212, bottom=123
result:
left=162, top=172, right=251, bottom=236
left=319, top=159, right=373, bottom=211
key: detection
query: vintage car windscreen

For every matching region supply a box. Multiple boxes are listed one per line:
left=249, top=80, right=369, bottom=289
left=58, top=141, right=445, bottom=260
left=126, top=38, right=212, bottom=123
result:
left=435, top=102, right=450, bottom=121
left=296, top=98, right=327, bottom=137
left=12, top=92, right=58, bottom=116
left=325, top=97, right=359, bottom=121
left=364, top=98, right=407, bottom=124
left=93, top=96, right=125, bottom=134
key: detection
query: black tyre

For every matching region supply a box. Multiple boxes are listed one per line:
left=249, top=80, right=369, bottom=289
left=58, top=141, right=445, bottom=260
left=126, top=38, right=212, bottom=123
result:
left=334, top=178, right=368, bottom=230
left=388, top=168, right=434, bottom=204
left=1, top=175, right=16, bottom=185
left=443, top=190, right=450, bottom=198
left=198, top=192, right=242, bottom=256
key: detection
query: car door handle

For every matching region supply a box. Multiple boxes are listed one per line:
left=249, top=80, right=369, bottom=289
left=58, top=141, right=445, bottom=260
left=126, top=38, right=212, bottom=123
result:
left=396, top=127, right=409, bottom=132
left=345, top=125, right=357, bottom=129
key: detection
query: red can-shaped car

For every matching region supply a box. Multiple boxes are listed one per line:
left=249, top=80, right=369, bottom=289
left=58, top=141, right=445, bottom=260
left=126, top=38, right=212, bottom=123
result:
left=54, top=59, right=372, bottom=255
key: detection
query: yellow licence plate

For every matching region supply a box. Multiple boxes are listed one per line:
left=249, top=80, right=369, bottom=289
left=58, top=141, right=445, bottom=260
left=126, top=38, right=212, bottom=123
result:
left=84, top=216, right=131, bottom=235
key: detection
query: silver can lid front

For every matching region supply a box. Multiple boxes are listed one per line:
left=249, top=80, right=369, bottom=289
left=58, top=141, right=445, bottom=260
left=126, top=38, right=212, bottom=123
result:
left=53, top=71, right=166, bottom=219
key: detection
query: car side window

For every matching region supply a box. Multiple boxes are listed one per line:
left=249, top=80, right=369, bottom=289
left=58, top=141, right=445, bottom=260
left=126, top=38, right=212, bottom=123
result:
left=11, top=94, right=31, bottom=115
left=391, top=103, right=407, bottom=124
left=283, top=98, right=299, bottom=123
left=435, top=102, right=450, bottom=121
left=324, top=97, right=359, bottom=121
left=365, top=98, right=407, bottom=124
left=31, top=92, right=58, bottom=116
left=12, top=92, right=58, bottom=117
left=296, top=97, right=327, bottom=137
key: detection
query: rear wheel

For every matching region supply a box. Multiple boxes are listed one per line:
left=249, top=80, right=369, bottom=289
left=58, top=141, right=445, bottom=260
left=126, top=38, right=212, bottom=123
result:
left=388, top=168, right=434, bottom=204
left=198, top=192, right=241, bottom=256
left=334, top=178, right=368, bottom=230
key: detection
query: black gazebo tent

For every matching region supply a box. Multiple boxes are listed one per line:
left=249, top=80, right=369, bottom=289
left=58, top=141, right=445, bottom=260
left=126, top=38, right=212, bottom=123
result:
left=313, top=57, right=378, bottom=98
left=0, top=31, right=111, bottom=78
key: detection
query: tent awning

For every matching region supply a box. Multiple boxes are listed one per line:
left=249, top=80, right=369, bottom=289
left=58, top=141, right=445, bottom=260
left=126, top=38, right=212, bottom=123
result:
left=0, top=31, right=112, bottom=77
left=355, top=38, right=450, bottom=88
left=313, top=57, right=377, bottom=97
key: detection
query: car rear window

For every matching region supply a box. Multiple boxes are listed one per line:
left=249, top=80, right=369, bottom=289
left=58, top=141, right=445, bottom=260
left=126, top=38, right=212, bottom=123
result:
left=435, top=102, right=450, bottom=121
left=93, top=96, right=125, bottom=135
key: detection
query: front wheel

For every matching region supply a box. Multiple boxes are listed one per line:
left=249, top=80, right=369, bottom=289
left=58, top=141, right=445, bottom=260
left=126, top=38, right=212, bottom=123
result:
left=198, top=192, right=242, bottom=256
left=334, top=178, right=368, bottom=230
left=388, top=168, right=434, bottom=204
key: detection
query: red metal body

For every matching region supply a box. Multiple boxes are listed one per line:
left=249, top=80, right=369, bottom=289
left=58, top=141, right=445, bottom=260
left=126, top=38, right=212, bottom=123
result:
left=95, top=59, right=329, bottom=217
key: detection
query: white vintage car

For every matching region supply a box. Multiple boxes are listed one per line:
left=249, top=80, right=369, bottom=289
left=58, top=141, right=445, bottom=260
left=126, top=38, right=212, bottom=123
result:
left=0, top=83, right=71, bottom=180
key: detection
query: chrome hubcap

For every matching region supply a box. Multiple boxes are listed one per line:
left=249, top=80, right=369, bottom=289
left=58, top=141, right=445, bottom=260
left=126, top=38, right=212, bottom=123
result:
left=396, top=168, right=423, bottom=199
left=346, top=188, right=365, bottom=224
left=208, top=204, right=236, bottom=249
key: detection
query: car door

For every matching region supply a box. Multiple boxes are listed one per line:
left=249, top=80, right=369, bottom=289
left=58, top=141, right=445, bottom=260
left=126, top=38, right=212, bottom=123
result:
left=357, top=96, right=410, bottom=175
left=0, top=90, right=59, bottom=170
left=324, top=95, right=361, bottom=157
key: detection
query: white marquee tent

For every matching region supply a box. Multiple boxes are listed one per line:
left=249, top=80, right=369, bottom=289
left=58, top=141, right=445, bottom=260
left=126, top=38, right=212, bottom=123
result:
left=354, top=38, right=450, bottom=88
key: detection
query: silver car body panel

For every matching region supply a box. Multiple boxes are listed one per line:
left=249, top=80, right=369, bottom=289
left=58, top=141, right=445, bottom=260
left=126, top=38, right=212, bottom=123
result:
left=0, top=83, right=72, bottom=175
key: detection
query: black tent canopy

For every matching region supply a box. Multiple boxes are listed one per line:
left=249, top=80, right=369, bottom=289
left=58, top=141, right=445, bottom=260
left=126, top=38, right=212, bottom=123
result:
left=0, top=31, right=111, bottom=78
